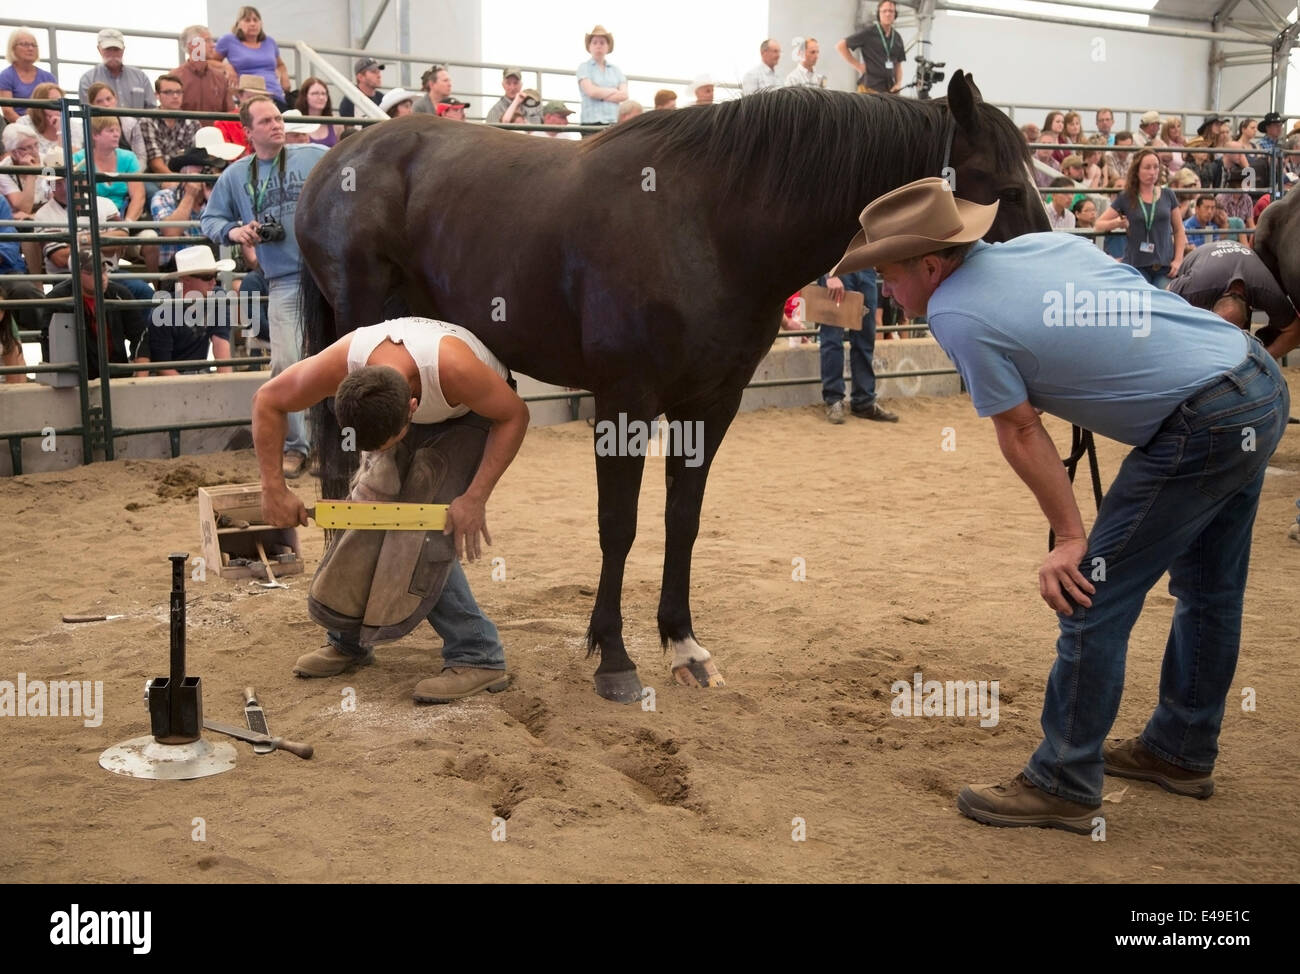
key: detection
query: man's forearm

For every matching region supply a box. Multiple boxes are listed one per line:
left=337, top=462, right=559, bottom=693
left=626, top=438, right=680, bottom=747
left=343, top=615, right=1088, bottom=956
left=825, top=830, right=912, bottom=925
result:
left=997, top=418, right=1088, bottom=540
left=463, top=410, right=528, bottom=503
left=1266, top=315, right=1300, bottom=359
left=251, top=391, right=290, bottom=490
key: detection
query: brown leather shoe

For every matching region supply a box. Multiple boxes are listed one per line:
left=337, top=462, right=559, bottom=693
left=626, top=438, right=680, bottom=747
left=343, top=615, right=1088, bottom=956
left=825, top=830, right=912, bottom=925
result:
left=282, top=450, right=307, bottom=479
left=957, top=773, right=1100, bottom=834
left=292, top=643, right=375, bottom=678
left=1104, top=737, right=1214, bottom=798
left=413, top=667, right=511, bottom=704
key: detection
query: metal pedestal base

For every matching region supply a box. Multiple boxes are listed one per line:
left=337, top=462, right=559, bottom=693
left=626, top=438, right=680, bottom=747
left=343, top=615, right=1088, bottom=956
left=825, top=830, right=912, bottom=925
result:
left=99, top=734, right=237, bottom=780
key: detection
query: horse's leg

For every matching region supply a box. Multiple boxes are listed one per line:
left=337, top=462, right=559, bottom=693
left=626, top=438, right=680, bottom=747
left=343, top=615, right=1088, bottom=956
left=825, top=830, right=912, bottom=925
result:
left=587, top=402, right=650, bottom=703
left=305, top=248, right=396, bottom=500
left=656, top=391, right=743, bottom=688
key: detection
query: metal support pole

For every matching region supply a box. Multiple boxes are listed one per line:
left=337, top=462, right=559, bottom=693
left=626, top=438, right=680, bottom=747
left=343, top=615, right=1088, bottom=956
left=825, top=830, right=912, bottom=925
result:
left=358, top=0, right=393, bottom=49
left=57, top=96, right=94, bottom=465
left=79, top=103, right=115, bottom=461
left=397, top=0, right=412, bottom=89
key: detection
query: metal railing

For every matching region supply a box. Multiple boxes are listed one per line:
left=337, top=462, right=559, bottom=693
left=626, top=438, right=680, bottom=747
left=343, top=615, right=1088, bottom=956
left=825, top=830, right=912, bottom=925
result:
left=4, top=87, right=1290, bottom=473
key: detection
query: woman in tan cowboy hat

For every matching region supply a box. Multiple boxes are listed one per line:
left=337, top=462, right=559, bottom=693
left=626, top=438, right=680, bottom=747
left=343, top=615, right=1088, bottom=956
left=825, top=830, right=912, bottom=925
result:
left=576, top=24, right=626, bottom=129
left=843, top=177, right=1289, bottom=836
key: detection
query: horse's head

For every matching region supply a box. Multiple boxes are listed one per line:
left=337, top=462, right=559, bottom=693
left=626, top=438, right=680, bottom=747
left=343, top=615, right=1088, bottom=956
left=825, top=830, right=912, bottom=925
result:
left=942, top=70, right=1050, bottom=240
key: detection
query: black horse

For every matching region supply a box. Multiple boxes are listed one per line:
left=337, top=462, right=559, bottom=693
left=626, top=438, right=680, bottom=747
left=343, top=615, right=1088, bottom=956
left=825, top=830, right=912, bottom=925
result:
left=295, top=71, right=1049, bottom=702
left=1254, top=180, right=1300, bottom=320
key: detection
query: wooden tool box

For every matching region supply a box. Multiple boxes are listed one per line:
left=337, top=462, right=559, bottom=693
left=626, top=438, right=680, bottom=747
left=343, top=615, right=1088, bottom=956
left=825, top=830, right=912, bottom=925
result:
left=197, top=484, right=305, bottom=581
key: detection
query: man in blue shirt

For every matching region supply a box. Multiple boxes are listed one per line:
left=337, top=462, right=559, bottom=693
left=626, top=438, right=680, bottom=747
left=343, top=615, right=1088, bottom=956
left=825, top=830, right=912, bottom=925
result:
left=202, top=95, right=326, bottom=478
left=1182, top=194, right=1217, bottom=248
left=834, top=178, right=1290, bottom=834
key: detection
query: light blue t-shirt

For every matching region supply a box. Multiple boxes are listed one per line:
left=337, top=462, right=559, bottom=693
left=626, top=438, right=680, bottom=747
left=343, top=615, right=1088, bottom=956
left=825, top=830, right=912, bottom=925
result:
left=200, top=143, right=326, bottom=280
left=576, top=57, right=625, bottom=124
left=928, top=233, right=1249, bottom=446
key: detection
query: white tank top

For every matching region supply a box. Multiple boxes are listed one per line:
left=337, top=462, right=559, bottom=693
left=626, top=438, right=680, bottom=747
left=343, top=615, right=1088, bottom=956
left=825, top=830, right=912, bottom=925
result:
left=345, top=318, right=509, bottom=425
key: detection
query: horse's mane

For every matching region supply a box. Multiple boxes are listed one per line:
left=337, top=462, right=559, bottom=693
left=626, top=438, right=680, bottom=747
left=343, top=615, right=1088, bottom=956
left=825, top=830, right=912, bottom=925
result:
left=585, top=87, right=1032, bottom=222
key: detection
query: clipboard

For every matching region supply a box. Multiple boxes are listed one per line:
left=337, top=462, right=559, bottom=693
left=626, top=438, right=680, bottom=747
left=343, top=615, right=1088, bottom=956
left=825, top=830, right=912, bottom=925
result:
left=799, top=284, right=865, bottom=331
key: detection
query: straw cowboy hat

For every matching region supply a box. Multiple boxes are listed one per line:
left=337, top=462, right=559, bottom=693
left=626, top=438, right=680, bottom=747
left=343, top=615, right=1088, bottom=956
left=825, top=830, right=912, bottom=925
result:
left=585, top=25, right=614, bottom=52
left=832, top=177, right=999, bottom=276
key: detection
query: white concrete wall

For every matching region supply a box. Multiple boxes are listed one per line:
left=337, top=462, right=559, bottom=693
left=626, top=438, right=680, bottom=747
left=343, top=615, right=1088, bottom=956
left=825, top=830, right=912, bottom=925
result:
left=0, top=373, right=263, bottom=476
left=927, top=12, right=1274, bottom=123
left=1, top=337, right=963, bottom=474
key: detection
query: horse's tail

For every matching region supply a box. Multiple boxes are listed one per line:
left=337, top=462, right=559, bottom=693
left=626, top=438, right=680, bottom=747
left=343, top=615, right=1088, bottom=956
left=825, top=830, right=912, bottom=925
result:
left=300, top=268, right=354, bottom=500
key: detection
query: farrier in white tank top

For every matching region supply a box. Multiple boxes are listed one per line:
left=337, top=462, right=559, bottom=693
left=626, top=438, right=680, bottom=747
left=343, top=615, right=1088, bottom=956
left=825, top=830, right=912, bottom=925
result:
left=345, top=317, right=509, bottom=425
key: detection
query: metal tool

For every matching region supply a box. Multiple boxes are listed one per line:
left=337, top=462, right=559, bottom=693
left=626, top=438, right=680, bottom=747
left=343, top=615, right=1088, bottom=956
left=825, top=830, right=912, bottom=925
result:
left=308, top=501, right=447, bottom=531
left=253, top=540, right=288, bottom=588
left=62, top=614, right=126, bottom=623
left=243, top=687, right=274, bottom=755
left=202, top=719, right=313, bottom=759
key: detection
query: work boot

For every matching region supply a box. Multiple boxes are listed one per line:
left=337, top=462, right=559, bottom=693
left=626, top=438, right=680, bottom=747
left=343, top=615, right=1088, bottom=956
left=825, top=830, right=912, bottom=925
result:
left=292, top=643, right=375, bottom=678
left=1103, top=737, right=1215, bottom=798
left=825, top=400, right=845, bottom=425
left=282, top=450, right=307, bottom=479
left=851, top=402, right=899, bottom=422
left=957, top=773, right=1100, bottom=834
left=413, top=667, right=511, bottom=704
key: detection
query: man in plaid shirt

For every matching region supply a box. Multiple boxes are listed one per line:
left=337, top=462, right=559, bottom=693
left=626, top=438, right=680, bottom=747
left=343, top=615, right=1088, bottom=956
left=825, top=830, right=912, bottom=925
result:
left=140, top=74, right=200, bottom=187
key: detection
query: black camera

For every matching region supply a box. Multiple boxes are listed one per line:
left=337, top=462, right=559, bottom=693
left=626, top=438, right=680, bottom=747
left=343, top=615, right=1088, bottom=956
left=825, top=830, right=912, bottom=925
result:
left=256, top=215, right=286, bottom=243
left=913, top=56, right=946, bottom=100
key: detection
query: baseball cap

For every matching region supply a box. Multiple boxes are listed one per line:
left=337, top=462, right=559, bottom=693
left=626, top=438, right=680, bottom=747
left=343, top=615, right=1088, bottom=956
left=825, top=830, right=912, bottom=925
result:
left=437, top=96, right=470, bottom=109
left=503, top=67, right=523, bottom=80
left=354, top=56, right=385, bottom=75
left=541, top=101, right=573, bottom=117
left=1060, top=154, right=1085, bottom=170
left=97, top=29, right=125, bottom=49
left=1139, top=110, right=1160, bottom=125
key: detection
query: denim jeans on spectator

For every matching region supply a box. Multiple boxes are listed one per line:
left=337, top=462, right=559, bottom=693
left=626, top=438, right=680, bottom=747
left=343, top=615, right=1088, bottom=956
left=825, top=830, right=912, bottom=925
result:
left=819, top=282, right=880, bottom=409
left=327, top=560, right=506, bottom=669
left=267, top=273, right=309, bottom=455
left=1024, top=342, right=1289, bottom=805
left=1134, top=265, right=1171, bottom=290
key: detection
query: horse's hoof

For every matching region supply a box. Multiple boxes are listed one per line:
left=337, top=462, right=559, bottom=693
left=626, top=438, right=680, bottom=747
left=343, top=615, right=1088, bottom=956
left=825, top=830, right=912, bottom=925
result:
left=594, top=670, right=644, bottom=703
left=673, top=659, right=726, bottom=688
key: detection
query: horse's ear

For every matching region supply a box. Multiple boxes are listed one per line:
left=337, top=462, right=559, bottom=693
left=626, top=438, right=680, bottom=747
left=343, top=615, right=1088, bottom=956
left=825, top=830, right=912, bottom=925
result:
left=947, top=69, right=983, bottom=137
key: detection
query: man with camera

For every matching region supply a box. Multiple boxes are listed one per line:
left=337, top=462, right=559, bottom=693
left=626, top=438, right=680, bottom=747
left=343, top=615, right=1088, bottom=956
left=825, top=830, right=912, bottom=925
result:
left=202, top=94, right=327, bottom=478
left=485, top=67, right=543, bottom=125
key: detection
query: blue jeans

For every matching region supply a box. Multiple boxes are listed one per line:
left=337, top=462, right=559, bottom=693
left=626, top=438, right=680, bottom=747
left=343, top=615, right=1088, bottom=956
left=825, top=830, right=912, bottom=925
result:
left=1024, top=343, right=1289, bottom=804
left=1134, top=265, right=1171, bottom=290
left=327, top=560, right=506, bottom=669
left=819, top=284, right=880, bottom=409
left=267, top=274, right=309, bottom=455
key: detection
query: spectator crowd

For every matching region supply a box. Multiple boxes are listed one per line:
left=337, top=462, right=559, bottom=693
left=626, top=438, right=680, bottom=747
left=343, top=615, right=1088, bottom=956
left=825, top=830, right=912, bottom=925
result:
left=1, top=12, right=1296, bottom=433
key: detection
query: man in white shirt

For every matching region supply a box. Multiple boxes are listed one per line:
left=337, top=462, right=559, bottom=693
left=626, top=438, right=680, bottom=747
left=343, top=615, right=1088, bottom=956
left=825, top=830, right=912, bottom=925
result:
left=255, top=318, right=530, bottom=704
left=741, top=39, right=781, bottom=95
left=785, top=38, right=827, bottom=88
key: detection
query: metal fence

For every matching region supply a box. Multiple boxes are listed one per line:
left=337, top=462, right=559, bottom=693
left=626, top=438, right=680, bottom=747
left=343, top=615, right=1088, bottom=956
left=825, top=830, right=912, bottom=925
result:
left=3, top=85, right=1293, bottom=472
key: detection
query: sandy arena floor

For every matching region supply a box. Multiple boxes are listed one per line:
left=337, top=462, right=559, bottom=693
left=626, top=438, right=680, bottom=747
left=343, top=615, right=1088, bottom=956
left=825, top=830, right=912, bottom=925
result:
left=2, top=372, right=1297, bottom=883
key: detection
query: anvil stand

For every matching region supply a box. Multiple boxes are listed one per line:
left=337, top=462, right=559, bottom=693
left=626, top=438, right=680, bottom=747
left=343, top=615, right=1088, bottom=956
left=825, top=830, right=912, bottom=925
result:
left=100, top=553, right=236, bottom=780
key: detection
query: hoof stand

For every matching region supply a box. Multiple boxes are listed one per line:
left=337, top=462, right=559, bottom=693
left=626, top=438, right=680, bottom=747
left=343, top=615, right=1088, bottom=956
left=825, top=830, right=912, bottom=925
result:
left=594, top=670, right=644, bottom=703
left=673, top=659, right=726, bottom=688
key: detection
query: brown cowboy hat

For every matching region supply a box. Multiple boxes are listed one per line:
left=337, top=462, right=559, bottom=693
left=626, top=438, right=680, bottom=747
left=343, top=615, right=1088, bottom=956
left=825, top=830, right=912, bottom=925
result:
left=832, top=177, right=998, bottom=275
left=585, top=24, right=614, bottom=52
